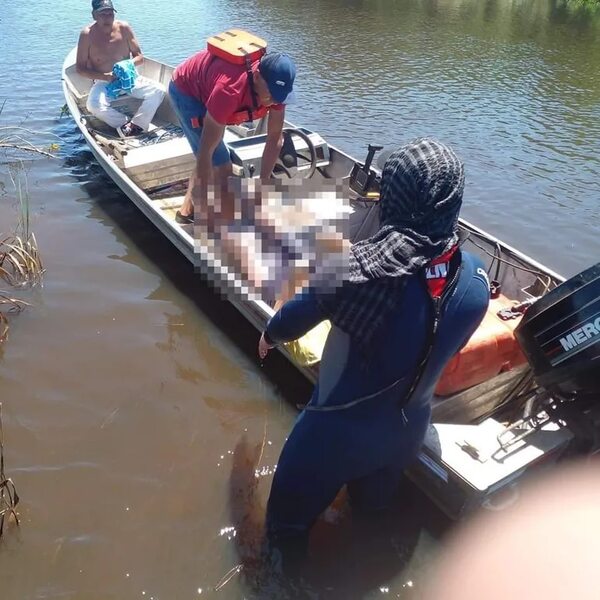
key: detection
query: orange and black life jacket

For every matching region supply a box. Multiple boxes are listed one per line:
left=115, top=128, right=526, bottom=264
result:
left=207, top=29, right=268, bottom=125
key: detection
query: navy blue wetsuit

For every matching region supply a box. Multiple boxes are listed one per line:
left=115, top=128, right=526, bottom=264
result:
left=264, top=250, right=490, bottom=541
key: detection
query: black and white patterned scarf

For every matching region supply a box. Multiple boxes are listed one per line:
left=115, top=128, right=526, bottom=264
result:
left=319, top=137, right=465, bottom=352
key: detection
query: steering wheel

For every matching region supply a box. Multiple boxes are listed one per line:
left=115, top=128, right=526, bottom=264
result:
left=274, top=127, right=317, bottom=179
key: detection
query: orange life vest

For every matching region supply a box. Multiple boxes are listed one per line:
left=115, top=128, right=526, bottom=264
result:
left=207, top=29, right=268, bottom=124
left=207, top=29, right=267, bottom=64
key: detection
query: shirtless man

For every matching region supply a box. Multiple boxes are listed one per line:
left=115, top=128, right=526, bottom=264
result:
left=76, top=0, right=165, bottom=137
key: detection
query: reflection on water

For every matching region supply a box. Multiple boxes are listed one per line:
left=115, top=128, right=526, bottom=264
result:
left=1, top=0, right=599, bottom=597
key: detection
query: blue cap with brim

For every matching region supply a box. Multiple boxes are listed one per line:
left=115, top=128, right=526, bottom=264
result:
left=259, top=52, right=296, bottom=104
left=92, top=0, right=117, bottom=12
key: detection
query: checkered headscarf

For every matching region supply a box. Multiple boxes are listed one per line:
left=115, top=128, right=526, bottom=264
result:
left=319, top=138, right=465, bottom=352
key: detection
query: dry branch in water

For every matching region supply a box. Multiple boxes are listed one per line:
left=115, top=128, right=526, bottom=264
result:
left=0, top=293, right=29, bottom=312
left=0, top=403, right=19, bottom=537
left=0, top=298, right=26, bottom=341
left=0, top=143, right=56, bottom=159
left=0, top=100, right=60, bottom=161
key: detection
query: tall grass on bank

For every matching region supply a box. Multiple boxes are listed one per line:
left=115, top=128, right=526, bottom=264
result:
left=0, top=101, right=49, bottom=344
left=0, top=106, right=52, bottom=537
left=0, top=403, right=19, bottom=537
left=0, top=169, right=44, bottom=343
left=1, top=189, right=40, bottom=534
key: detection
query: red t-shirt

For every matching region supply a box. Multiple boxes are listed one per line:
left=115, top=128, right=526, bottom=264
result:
left=172, top=50, right=284, bottom=125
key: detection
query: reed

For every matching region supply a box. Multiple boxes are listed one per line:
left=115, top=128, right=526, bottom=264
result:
left=0, top=403, right=19, bottom=537
left=0, top=106, right=50, bottom=538
left=0, top=233, right=44, bottom=288
left=0, top=103, right=47, bottom=343
left=0, top=174, right=44, bottom=342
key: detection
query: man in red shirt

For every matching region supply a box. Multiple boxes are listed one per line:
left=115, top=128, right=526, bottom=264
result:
left=168, top=50, right=296, bottom=225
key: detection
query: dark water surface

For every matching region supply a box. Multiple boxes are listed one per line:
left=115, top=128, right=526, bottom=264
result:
left=1, top=0, right=599, bottom=597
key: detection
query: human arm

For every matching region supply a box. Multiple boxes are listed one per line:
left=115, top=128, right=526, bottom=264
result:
left=259, top=106, right=285, bottom=179
left=122, top=22, right=144, bottom=68
left=75, top=28, right=114, bottom=81
left=258, top=289, right=328, bottom=359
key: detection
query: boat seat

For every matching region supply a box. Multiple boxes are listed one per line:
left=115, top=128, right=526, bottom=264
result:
left=78, top=116, right=193, bottom=192
left=71, top=94, right=192, bottom=191
left=63, top=66, right=92, bottom=106
left=112, top=128, right=244, bottom=192
left=116, top=135, right=196, bottom=191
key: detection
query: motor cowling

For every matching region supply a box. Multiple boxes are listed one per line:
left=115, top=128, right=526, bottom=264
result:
left=515, top=262, right=600, bottom=398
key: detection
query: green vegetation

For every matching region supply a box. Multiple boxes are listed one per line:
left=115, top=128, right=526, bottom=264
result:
left=568, top=0, right=600, bottom=9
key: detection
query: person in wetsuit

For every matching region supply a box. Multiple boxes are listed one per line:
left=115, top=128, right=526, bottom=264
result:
left=258, top=137, right=491, bottom=555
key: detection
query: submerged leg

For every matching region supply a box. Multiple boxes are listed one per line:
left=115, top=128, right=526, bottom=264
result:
left=347, top=464, right=404, bottom=513
left=266, top=411, right=347, bottom=557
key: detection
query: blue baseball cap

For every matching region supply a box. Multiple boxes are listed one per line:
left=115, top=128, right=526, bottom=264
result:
left=259, top=52, right=296, bottom=104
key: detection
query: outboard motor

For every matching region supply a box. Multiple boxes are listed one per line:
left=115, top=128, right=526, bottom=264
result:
left=514, top=262, right=600, bottom=453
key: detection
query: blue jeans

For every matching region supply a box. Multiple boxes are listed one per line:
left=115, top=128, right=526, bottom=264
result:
left=266, top=386, right=431, bottom=547
left=168, top=80, right=231, bottom=165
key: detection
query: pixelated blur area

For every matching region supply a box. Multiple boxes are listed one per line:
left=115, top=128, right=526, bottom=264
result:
left=191, top=178, right=352, bottom=304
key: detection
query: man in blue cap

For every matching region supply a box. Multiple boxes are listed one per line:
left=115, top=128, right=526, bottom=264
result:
left=76, top=0, right=165, bottom=137
left=169, top=48, right=297, bottom=225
